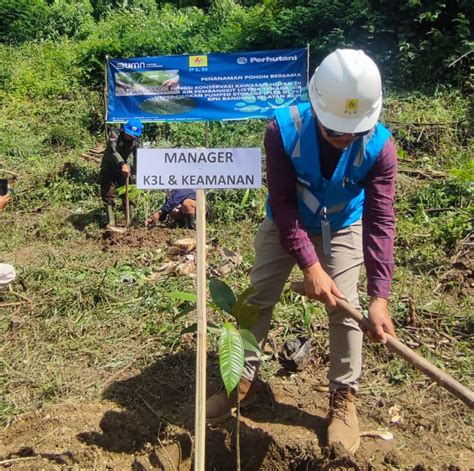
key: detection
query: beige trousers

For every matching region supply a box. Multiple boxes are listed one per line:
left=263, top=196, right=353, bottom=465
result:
left=243, top=217, right=364, bottom=391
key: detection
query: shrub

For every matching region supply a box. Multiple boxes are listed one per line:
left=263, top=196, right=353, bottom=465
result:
left=0, top=0, right=49, bottom=44
left=0, top=40, right=99, bottom=167
left=78, top=5, right=210, bottom=85
left=42, top=0, right=95, bottom=41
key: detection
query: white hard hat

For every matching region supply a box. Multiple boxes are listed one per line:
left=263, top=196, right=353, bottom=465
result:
left=309, top=49, right=382, bottom=133
left=0, top=263, right=16, bottom=290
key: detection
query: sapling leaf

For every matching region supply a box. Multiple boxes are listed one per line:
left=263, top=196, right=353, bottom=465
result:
left=219, top=322, right=244, bottom=396
left=167, top=291, right=220, bottom=313
left=239, top=329, right=261, bottom=353
left=237, top=303, right=259, bottom=330
left=181, top=322, right=219, bottom=335
left=209, top=279, right=236, bottom=315
left=207, top=323, right=220, bottom=333
left=232, top=286, right=256, bottom=319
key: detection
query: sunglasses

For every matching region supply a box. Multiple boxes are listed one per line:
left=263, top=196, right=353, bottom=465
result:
left=323, top=125, right=370, bottom=138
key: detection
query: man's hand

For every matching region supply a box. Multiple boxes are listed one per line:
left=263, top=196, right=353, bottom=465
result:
left=145, top=211, right=161, bottom=228
left=365, top=297, right=396, bottom=344
left=161, top=77, right=180, bottom=90
left=0, top=194, right=11, bottom=211
left=303, top=262, right=344, bottom=308
left=121, top=163, right=130, bottom=178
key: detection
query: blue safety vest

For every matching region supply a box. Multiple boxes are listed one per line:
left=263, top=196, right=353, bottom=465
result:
left=266, top=102, right=391, bottom=234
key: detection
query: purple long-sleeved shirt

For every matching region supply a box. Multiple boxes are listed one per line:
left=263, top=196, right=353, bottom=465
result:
left=265, top=120, right=397, bottom=299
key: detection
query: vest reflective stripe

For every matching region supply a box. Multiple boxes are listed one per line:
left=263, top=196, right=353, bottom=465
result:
left=289, top=105, right=303, bottom=158
left=267, top=102, right=391, bottom=234
left=296, top=185, right=345, bottom=215
left=354, top=138, right=365, bottom=167
left=353, top=128, right=375, bottom=168
left=297, top=183, right=320, bottom=213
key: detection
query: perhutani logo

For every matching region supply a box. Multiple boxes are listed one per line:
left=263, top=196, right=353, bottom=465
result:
left=189, top=55, right=208, bottom=67
left=237, top=57, right=248, bottom=64
left=247, top=55, right=298, bottom=64
left=116, top=62, right=146, bottom=70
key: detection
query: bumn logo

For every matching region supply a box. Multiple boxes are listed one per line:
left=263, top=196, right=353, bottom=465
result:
left=116, top=62, right=146, bottom=70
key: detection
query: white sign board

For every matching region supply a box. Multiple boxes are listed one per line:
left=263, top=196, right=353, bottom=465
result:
left=137, top=148, right=261, bottom=189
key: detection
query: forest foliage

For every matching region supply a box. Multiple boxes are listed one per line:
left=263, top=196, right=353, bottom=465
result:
left=0, top=0, right=472, bottom=88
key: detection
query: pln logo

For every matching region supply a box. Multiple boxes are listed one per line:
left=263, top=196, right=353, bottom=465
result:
left=344, top=98, right=359, bottom=114
left=237, top=57, right=248, bottom=65
left=189, top=55, right=208, bottom=67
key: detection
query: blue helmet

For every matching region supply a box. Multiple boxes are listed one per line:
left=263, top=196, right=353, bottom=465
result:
left=123, top=118, right=143, bottom=138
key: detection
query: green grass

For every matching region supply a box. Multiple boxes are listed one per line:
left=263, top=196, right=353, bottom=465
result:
left=0, top=37, right=472, bottom=462
left=1, top=100, right=473, bottom=420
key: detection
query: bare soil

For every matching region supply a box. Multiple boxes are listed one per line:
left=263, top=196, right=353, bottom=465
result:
left=0, top=351, right=472, bottom=470
left=101, top=227, right=185, bottom=253
left=1, top=227, right=472, bottom=470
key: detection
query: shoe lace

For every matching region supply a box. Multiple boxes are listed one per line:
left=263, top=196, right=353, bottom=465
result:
left=329, top=389, right=350, bottom=423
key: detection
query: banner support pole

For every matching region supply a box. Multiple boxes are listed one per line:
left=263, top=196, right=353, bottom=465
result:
left=104, top=55, right=109, bottom=143
left=306, top=43, right=310, bottom=83
left=194, top=123, right=209, bottom=471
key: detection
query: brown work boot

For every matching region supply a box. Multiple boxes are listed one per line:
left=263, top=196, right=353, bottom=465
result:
left=206, top=378, right=257, bottom=423
left=327, top=387, right=360, bottom=453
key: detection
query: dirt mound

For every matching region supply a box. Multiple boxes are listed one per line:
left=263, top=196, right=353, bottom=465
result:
left=101, top=226, right=187, bottom=252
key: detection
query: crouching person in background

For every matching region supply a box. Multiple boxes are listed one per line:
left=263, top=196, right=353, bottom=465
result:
left=100, top=118, right=142, bottom=232
left=146, top=189, right=197, bottom=229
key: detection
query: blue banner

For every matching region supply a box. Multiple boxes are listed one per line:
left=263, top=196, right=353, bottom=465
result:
left=106, top=48, right=308, bottom=123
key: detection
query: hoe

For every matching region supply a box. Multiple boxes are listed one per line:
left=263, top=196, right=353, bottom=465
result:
left=290, top=280, right=474, bottom=409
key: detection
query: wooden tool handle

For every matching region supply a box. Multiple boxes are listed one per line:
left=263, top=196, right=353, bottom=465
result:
left=125, top=176, right=130, bottom=227
left=290, top=281, right=474, bottom=409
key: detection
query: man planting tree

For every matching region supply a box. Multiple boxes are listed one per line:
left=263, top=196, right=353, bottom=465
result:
left=207, top=49, right=398, bottom=454
left=100, top=118, right=143, bottom=232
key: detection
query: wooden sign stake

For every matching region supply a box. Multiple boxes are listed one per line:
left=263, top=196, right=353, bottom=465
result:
left=194, top=187, right=207, bottom=470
